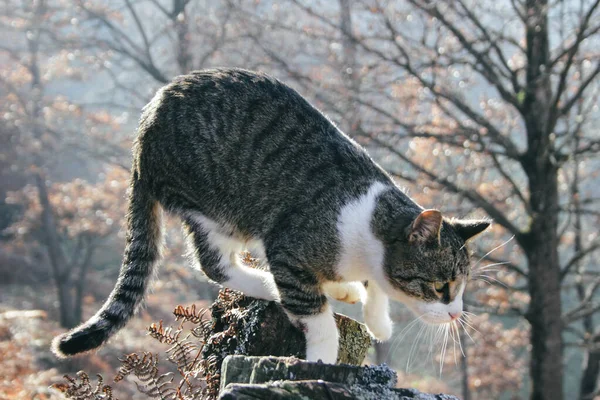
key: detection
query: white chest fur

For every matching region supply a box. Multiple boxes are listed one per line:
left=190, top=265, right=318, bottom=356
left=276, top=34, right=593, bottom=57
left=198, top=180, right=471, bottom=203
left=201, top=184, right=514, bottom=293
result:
left=335, top=181, right=390, bottom=282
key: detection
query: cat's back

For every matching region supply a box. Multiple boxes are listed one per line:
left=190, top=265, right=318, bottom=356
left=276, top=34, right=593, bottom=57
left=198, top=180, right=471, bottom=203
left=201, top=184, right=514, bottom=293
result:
left=145, top=68, right=311, bottom=123
left=141, top=68, right=338, bottom=144
left=136, top=68, right=389, bottom=236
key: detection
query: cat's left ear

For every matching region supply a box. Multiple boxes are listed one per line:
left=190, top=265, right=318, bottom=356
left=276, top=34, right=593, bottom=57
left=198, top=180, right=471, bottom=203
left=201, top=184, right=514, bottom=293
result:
left=452, top=219, right=491, bottom=241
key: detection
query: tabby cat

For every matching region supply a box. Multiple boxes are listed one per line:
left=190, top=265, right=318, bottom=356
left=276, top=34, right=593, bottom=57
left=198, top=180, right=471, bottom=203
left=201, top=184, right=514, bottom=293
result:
left=52, top=68, right=489, bottom=363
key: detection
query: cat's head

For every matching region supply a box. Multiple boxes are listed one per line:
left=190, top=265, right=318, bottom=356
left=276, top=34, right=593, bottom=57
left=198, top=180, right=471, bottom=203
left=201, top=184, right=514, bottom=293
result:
left=381, top=209, right=490, bottom=324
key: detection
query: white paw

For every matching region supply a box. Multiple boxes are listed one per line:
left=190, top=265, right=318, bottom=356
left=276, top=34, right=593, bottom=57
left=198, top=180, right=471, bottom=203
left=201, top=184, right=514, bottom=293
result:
left=364, top=311, right=393, bottom=341
left=323, top=281, right=365, bottom=304
left=300, top=306, right=339, bottom=364
left=260, top=273, right=281, bottom=302
left=305, top=336, right=338, bottom=364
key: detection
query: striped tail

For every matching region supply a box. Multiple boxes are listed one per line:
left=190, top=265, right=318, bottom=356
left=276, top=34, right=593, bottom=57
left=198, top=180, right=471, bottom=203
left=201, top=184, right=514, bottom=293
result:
left=51, top=174, right=162, bottom=357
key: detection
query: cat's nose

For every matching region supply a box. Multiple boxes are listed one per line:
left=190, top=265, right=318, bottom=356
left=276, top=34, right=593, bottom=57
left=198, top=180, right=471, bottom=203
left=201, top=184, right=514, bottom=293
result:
left=448, top=311, right=462, bottom=320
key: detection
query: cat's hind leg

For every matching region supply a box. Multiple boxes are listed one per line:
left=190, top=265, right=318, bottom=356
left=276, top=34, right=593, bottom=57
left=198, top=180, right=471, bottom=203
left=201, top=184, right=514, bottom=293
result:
left=323, top=281, right=365, bottom=304
left=183, top=216, right=280, bottom=301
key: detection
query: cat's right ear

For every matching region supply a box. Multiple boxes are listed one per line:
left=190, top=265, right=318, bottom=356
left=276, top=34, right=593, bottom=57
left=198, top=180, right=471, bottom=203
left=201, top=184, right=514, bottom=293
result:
left=453, top=219, right=491, bottom=242
left=409, top=209, right=443, bottom=244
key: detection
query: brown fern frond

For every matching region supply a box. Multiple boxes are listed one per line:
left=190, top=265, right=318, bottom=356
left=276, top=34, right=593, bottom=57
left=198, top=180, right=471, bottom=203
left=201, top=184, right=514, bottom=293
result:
left=177, top=372, right=204, bottom=399
left=115, top=353, right=182, bottom=400
left=133, top=372, right=180, bottom=400
left=114, top=352, right=158, bottom=383
left=52, top=371, right=115, bottom=400
left=167, top=338, right=200, bottom=372
left=190, top=318, right=213, bottom=339
left=173, top=304, right=209, bottom=325
left=148, top=320, right=182, bottom=344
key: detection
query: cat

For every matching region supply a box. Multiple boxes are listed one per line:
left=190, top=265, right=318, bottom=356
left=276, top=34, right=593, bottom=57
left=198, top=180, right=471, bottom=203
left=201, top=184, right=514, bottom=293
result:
left=51, top=68, right=489, bottom=364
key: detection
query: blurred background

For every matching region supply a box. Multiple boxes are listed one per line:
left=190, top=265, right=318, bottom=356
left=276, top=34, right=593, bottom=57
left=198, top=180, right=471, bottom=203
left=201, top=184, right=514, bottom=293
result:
left=0, top=0, right=599, bottom=399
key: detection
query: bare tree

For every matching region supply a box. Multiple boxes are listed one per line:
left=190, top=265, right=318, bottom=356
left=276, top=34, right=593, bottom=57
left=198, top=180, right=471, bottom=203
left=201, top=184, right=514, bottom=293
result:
left=231, top=1, right=600, bottom=398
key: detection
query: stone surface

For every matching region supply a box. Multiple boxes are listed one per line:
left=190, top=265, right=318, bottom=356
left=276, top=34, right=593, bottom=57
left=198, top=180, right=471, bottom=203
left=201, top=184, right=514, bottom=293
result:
left=218, top=355, right=460, bottom=400
left=334, top=313, right=372, bottom=365
left=219, top=355, right=397, bottom=392
left=200, top=289, right=372, bottom=397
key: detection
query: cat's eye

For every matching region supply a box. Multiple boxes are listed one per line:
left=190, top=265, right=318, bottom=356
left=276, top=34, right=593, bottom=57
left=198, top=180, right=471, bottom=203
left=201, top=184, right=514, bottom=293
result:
left=434, top=282, right=448, bottom=293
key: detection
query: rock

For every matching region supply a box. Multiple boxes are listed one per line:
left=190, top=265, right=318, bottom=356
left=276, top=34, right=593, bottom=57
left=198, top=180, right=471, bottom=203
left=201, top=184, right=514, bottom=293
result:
left=219, top=355, right=397, bottom=392
left=200, top=289, right=372, bottom=397
left=218, top=355, right=460, bottom=400
left=334, top=314, right=372, bottom=365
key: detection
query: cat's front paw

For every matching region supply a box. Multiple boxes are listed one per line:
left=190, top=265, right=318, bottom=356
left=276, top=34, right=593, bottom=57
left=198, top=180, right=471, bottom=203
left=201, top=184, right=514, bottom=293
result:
left=323, top=281, right=365, bottom=304
left=364, top=312, right=393, bottom=342
left=305, top=336, right=338, bottom=364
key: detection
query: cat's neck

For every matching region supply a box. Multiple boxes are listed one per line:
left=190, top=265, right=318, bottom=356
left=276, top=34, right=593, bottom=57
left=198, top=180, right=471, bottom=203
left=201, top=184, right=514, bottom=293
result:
left=335, top=181, right=419, bottom=283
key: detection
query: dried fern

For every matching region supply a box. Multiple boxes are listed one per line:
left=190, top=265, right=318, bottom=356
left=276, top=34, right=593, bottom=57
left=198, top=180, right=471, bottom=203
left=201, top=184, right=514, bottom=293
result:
left=148, top=320, right=182, bottom=345
left=114, top=353, right=181, bottom=400
left=173, top=304, right=209, bottom=325
left=51, top=371, right=115, bottom=400
left=167, top=338, right=200, bottom=371
left=54, top=299, right=226, bottom=400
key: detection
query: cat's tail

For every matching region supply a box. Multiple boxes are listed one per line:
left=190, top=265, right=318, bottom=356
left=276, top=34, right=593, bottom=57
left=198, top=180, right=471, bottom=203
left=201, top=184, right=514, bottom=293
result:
left=51, top=173, right=163, bottom=358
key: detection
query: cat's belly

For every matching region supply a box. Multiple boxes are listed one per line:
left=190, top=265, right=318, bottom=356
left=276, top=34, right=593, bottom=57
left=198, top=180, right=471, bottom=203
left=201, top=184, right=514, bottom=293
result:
left=186, top=211, right=266, bottom=259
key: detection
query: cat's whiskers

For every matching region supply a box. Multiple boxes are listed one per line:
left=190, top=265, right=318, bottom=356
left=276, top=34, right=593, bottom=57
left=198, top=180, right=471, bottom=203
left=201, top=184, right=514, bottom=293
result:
left=471, top=274, right=508, bottom=288
left=457, top=317, right=476, bottom=344
left=459, top=315, right=480, bottom=335
left=472, top=236, right=515, bottom=270
left=439, top=324, right=450, bottom=375
left=472, top=260, right=512, bottom=272
left=387, top=312, right=428, bottom=362
left=429, top=324, right=444, bottom=361
left=448, top=321, right=462, bottom=365
left=453, top=321, right=465, bottom=358
left=406, top=321, right=428, bottom=372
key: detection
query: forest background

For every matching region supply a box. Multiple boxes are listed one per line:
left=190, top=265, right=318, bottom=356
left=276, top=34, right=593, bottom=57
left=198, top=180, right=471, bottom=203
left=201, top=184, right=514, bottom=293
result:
left=1, top=1, right=600, bottom=399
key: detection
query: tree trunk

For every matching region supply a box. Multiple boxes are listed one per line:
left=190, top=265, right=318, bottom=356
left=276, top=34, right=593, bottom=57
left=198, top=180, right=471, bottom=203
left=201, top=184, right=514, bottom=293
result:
left=339, top=0, right=361, bottom=133
left=173, top=0, right=192, bottom=73
left=522, top=128, right=562, bottom=399
left=57, top=280, right=78, bottom=328
left=521, top=1, right=563, bottom=398
left=460, top=328, right=471, bottom=400
left=522, top=162, right=563, bottom=400
left=36, top=173, right=79, bottom=328
left=572, top=134, right=599, bottom=399
left=524, top=221, right=563, bottom=400
left=73, top=242, right=95, bottom=324
left=580, top=344, right=600, bottom=400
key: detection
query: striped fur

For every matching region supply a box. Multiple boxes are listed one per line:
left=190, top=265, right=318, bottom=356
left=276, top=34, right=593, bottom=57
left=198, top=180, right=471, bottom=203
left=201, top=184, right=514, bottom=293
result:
left=51, top=69, right=489, bottom=362
left=52, top=175, right=162, bottom=357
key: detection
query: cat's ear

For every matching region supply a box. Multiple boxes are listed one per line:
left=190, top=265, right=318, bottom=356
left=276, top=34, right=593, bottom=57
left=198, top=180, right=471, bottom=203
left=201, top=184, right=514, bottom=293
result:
left=453, top=219, right=491, bottom=241
left=409, top=209, right=443, bottom=244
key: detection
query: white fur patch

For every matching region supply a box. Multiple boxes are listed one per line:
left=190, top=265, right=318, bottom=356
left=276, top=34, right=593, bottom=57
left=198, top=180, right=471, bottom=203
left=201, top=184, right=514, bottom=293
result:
left=299, top=305, right=339, bottom=363
left=335, top=181, right=390, bottom=281
left=225, top=265, right=280, bottom=301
